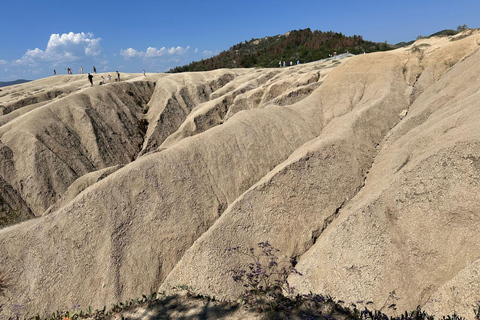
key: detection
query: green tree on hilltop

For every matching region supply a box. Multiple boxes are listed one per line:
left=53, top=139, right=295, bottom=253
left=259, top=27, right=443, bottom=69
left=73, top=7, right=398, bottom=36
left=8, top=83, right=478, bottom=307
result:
left=168, top=28, right=395, bottom=73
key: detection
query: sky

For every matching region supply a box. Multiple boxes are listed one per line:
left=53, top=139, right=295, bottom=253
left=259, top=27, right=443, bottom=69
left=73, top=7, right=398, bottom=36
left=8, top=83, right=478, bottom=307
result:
left=0, top=0, right=478, bottom=81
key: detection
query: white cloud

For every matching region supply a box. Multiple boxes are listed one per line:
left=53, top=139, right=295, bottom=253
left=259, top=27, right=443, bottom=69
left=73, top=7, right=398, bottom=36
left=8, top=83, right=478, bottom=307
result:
left=15, top=32, right=102, bottom=66
left=168, top=46, right=190, bottom=55
left=203, top=50, right=213, bottom=56
left=120, top=48, right=142, bottom=59
left=120, top=45, right=191, bottom=60
left=0, top=59, right=8, bottom=66
left=194, top=48, right=199, bottom=54
left=145, top=47, right=165, bottom=58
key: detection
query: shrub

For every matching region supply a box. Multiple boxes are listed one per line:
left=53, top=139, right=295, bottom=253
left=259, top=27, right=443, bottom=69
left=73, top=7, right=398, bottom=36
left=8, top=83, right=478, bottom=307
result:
left=226, top=241, right=302, bottom=316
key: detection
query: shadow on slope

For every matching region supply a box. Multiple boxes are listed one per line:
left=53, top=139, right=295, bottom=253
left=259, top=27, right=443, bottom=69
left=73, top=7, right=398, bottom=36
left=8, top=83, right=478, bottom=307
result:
left=118, top=294, right=240, bottom=320
left=0, top=81, right=155, bottom=217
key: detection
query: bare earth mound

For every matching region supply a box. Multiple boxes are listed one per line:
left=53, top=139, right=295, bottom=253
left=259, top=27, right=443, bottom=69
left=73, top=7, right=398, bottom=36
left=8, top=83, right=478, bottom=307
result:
left=1, top=30, right=480, bottom=319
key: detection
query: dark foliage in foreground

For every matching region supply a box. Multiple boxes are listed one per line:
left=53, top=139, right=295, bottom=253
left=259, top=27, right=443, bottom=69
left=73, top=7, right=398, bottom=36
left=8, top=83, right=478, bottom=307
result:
left=227, top=241, right=302, bottom=315
left=1, top=242, right=480, bottom=319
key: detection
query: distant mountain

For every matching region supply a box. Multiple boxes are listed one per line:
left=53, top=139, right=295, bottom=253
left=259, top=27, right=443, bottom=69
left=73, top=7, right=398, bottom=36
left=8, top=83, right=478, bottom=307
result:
left=168, top=28, right=395, bottom=72
left=428, top=29, right=458, bottom=37
left=0, top=79, right=31, bottom=88
left=395, top=28, right=461, bottom=47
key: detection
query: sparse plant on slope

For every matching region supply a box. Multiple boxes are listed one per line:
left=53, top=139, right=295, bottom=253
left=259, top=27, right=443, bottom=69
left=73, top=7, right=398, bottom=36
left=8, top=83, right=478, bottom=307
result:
left=226, top=241, right=302, bottom=317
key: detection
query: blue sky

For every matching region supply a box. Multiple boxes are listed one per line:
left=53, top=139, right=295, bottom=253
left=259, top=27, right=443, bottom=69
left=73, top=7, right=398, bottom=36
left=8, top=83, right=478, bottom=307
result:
left=0, top=0, right=478, bottom=81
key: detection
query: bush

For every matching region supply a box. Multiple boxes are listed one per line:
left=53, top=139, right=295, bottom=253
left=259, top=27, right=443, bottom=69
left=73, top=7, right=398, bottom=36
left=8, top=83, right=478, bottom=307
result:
left=226, top=241, right=301, bottom=316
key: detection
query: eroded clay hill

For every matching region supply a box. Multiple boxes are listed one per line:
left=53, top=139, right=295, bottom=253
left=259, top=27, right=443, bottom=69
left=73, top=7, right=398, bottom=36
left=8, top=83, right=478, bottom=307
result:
left=1, top=30, right=480, bottom=318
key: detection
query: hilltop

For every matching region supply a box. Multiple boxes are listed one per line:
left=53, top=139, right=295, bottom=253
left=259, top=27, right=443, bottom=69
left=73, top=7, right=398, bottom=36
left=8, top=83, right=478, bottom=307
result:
left=1, top=29, right=480, bottom=319
left=168, top=28, right=393, bottom=72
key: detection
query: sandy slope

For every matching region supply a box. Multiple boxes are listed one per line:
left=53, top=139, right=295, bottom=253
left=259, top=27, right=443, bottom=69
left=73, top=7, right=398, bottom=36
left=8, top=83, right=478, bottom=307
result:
left=1, top=30, right=480, bottom=319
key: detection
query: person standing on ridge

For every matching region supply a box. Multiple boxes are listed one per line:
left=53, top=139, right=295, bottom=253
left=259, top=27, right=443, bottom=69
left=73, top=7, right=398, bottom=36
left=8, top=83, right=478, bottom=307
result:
left=53, top=69, right=56, bottom=75
left=88, top=73, right=93, bottom=86
left=80, top=66, right=83, bottom=74
left=116, top=71, right=120, bottom=82
left=93, top=66, right=97, bottom=74
left=143, top=69, right=146, bottom=77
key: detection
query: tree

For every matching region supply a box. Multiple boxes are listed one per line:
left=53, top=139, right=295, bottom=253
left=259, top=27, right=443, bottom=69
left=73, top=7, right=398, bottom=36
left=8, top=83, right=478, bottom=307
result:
left=457, top=24, right=468, bottom=32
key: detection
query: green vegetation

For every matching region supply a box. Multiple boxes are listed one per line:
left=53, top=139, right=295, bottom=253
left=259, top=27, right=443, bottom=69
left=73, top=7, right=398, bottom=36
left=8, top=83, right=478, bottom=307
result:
left=428, top=29, right=457, bottom=37
left=416, top=25, right=473, bottom=43
left=168, top=28, right=395, bottom=73
left=169, top=25, right=475, bottom=73
left=457, top=24, right=468, bottom=32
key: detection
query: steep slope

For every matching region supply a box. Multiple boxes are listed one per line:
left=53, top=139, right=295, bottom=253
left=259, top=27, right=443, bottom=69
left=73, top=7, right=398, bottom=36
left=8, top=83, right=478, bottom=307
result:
left=138, top=70, right=244, bottom=154
left=291, top=38, right=480, bottom=316
left=160, top=31, right=480, bottom=318
left=0, top=58, right=342, bottom=317
left=160, top=61, right=335, bottom=150
left=0, top=80, right=155, bottom=216
left=0, top=30, right=479, bottom=319
left=159, top=48, right=411, bottom=295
